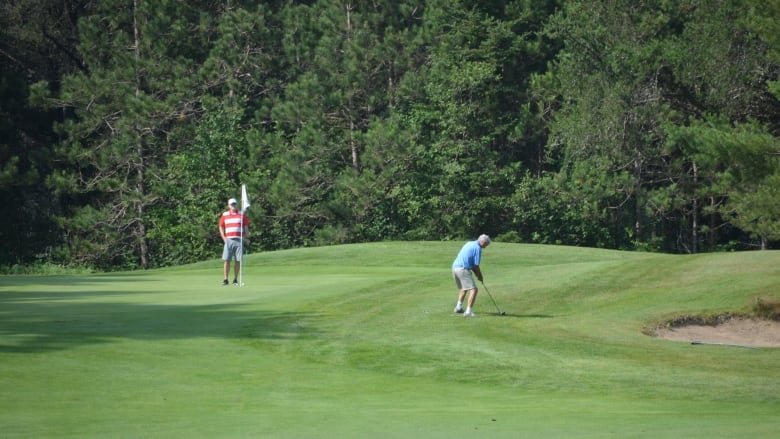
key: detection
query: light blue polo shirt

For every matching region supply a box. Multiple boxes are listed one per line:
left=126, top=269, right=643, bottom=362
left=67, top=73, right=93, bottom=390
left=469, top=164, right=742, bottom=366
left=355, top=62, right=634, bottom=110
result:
left=452, top=240, right=481, bottom=270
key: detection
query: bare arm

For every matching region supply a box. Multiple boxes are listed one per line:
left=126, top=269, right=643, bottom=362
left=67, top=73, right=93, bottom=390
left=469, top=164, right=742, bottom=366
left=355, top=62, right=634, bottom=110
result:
left=473, top=265, right=483, bottom=282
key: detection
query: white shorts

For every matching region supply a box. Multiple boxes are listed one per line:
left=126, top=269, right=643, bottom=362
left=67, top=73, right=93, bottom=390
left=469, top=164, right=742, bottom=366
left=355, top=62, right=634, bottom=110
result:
left=452, top=268, right=476, bottom=291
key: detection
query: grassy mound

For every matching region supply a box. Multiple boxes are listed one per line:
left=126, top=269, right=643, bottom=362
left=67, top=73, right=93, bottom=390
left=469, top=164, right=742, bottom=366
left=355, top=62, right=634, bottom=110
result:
left=1, top=242, right=778, bottom=438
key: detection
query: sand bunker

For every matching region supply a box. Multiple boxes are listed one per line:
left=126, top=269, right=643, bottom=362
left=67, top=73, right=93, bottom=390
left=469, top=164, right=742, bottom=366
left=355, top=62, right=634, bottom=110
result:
left=654, top=318, right=780, bottom=348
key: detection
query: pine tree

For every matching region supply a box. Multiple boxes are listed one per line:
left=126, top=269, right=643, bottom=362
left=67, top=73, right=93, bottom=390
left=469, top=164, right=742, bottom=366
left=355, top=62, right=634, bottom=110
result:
left=44, top=0, right=208, bottom=268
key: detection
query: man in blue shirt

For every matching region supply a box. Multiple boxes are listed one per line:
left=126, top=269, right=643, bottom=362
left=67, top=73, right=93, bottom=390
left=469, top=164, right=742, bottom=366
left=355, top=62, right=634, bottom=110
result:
left=452, top=234, right=491, bottom=317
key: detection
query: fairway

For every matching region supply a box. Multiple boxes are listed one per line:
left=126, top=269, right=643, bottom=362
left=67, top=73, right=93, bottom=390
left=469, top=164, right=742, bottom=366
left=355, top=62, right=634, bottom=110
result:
left=1, top=242, right=778, bottom=438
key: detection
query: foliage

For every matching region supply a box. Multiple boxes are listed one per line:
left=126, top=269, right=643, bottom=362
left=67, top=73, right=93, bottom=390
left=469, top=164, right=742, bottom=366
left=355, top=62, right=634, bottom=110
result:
left=539, top=0, right=780, bottom=253
left=1, top=0, right=779, bottom=270
left=666, top=117, right=780, bottom=248
left=150, top=104, right=246, bottom=267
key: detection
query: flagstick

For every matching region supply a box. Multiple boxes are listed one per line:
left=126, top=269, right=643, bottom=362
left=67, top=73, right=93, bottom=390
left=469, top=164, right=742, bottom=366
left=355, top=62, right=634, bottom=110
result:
left=239, top=214, right=244, bottom=287
left=239, top=183, right=250, bottom=287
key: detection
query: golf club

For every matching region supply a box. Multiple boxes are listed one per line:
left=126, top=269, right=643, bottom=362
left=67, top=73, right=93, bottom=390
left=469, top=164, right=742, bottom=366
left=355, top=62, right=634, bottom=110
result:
left=481, top=281, right=506, bottom=316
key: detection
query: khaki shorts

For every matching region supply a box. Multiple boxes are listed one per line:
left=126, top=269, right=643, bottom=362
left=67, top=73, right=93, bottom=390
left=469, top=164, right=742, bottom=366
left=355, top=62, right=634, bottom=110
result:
left=222, top=238, right=244, bottom=262
left=452, top=268, right=476, bottom=291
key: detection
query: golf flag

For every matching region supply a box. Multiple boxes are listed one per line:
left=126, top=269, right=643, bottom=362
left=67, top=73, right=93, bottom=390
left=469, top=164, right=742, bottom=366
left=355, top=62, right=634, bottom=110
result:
left=241, top=184, right=250, bottom=211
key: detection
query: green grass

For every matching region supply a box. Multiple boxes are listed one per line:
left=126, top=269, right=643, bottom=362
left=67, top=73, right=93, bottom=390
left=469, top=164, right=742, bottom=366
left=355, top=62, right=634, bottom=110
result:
left=1, top=242, right=778, bottom=438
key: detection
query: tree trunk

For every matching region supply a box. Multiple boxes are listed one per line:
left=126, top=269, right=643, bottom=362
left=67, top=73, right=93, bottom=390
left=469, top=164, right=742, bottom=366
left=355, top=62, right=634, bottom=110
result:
left=692, top=161, right=698, bottom=254
left=138, top=200, right=149, bottom=269
left=634, top=155, right=642, bottom=244
left=345, top=3, right=360, bottom=173
left=133, top=0, right=149, bottom=269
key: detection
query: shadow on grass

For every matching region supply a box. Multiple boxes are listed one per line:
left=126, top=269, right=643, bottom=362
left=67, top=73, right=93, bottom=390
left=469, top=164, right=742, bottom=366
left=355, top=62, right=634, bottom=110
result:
left=486, top=313, right=555, bottom=318
left=0, top=273, right=155, bottom=287
left=0, top=296, right=324, bottom=353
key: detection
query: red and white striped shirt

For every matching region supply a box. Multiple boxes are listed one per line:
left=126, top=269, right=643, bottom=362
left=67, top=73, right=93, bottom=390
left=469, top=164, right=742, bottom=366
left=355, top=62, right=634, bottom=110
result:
left=219, top=210, right=249, bottom=239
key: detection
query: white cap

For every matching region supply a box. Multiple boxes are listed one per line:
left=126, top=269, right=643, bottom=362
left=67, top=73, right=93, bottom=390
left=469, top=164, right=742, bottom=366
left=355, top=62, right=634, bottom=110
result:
left=228, top=198, right=238, bottom=206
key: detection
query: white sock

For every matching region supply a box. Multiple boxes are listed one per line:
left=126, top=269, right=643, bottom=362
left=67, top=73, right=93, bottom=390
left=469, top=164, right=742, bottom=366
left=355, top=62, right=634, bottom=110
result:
left=456, top=301, right=463, bottom=310
left=465, top=307, right=472, bottom=313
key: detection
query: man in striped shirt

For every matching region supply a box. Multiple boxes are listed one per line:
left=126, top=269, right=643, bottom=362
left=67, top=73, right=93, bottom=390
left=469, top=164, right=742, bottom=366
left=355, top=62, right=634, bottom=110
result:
left=219, top=198, right=249, bottom=286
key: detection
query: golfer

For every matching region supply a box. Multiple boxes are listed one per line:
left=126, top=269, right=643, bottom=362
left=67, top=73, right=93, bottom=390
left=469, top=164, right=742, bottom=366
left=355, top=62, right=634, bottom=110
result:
left=219, top=198, right=249, bottom=286
left=452, top=234, right=491, bottom=317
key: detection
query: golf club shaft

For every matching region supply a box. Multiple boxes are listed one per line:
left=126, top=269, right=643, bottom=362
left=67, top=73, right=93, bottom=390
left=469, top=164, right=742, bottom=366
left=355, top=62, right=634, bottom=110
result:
left=481, top=281, right=503, bottom=314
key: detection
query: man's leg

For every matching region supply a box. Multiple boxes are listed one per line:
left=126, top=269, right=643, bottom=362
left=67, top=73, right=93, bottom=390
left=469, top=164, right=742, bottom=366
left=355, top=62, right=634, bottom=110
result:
left=454, top=289, right=467, bottom=313
left=464, top=287, right=478, bottom=317
left=467, top=287, right=478, bottom=308
left=233, top=261, right=240, bottom=284
left=223, top=260, right=230, bottom=285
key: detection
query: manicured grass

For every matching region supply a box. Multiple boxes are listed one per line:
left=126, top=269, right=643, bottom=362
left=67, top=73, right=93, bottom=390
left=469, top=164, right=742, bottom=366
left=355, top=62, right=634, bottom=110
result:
left=1, top=242, right=778, bottom=438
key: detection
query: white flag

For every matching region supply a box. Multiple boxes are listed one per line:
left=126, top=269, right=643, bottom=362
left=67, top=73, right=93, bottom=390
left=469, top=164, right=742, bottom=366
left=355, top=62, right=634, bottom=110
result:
left=241, top=184, right=251, bottom=211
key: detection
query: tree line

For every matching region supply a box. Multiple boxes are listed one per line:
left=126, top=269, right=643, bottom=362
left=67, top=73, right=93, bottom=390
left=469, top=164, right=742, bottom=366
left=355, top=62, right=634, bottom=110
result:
left=1, top=0, right=779, bottom=271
